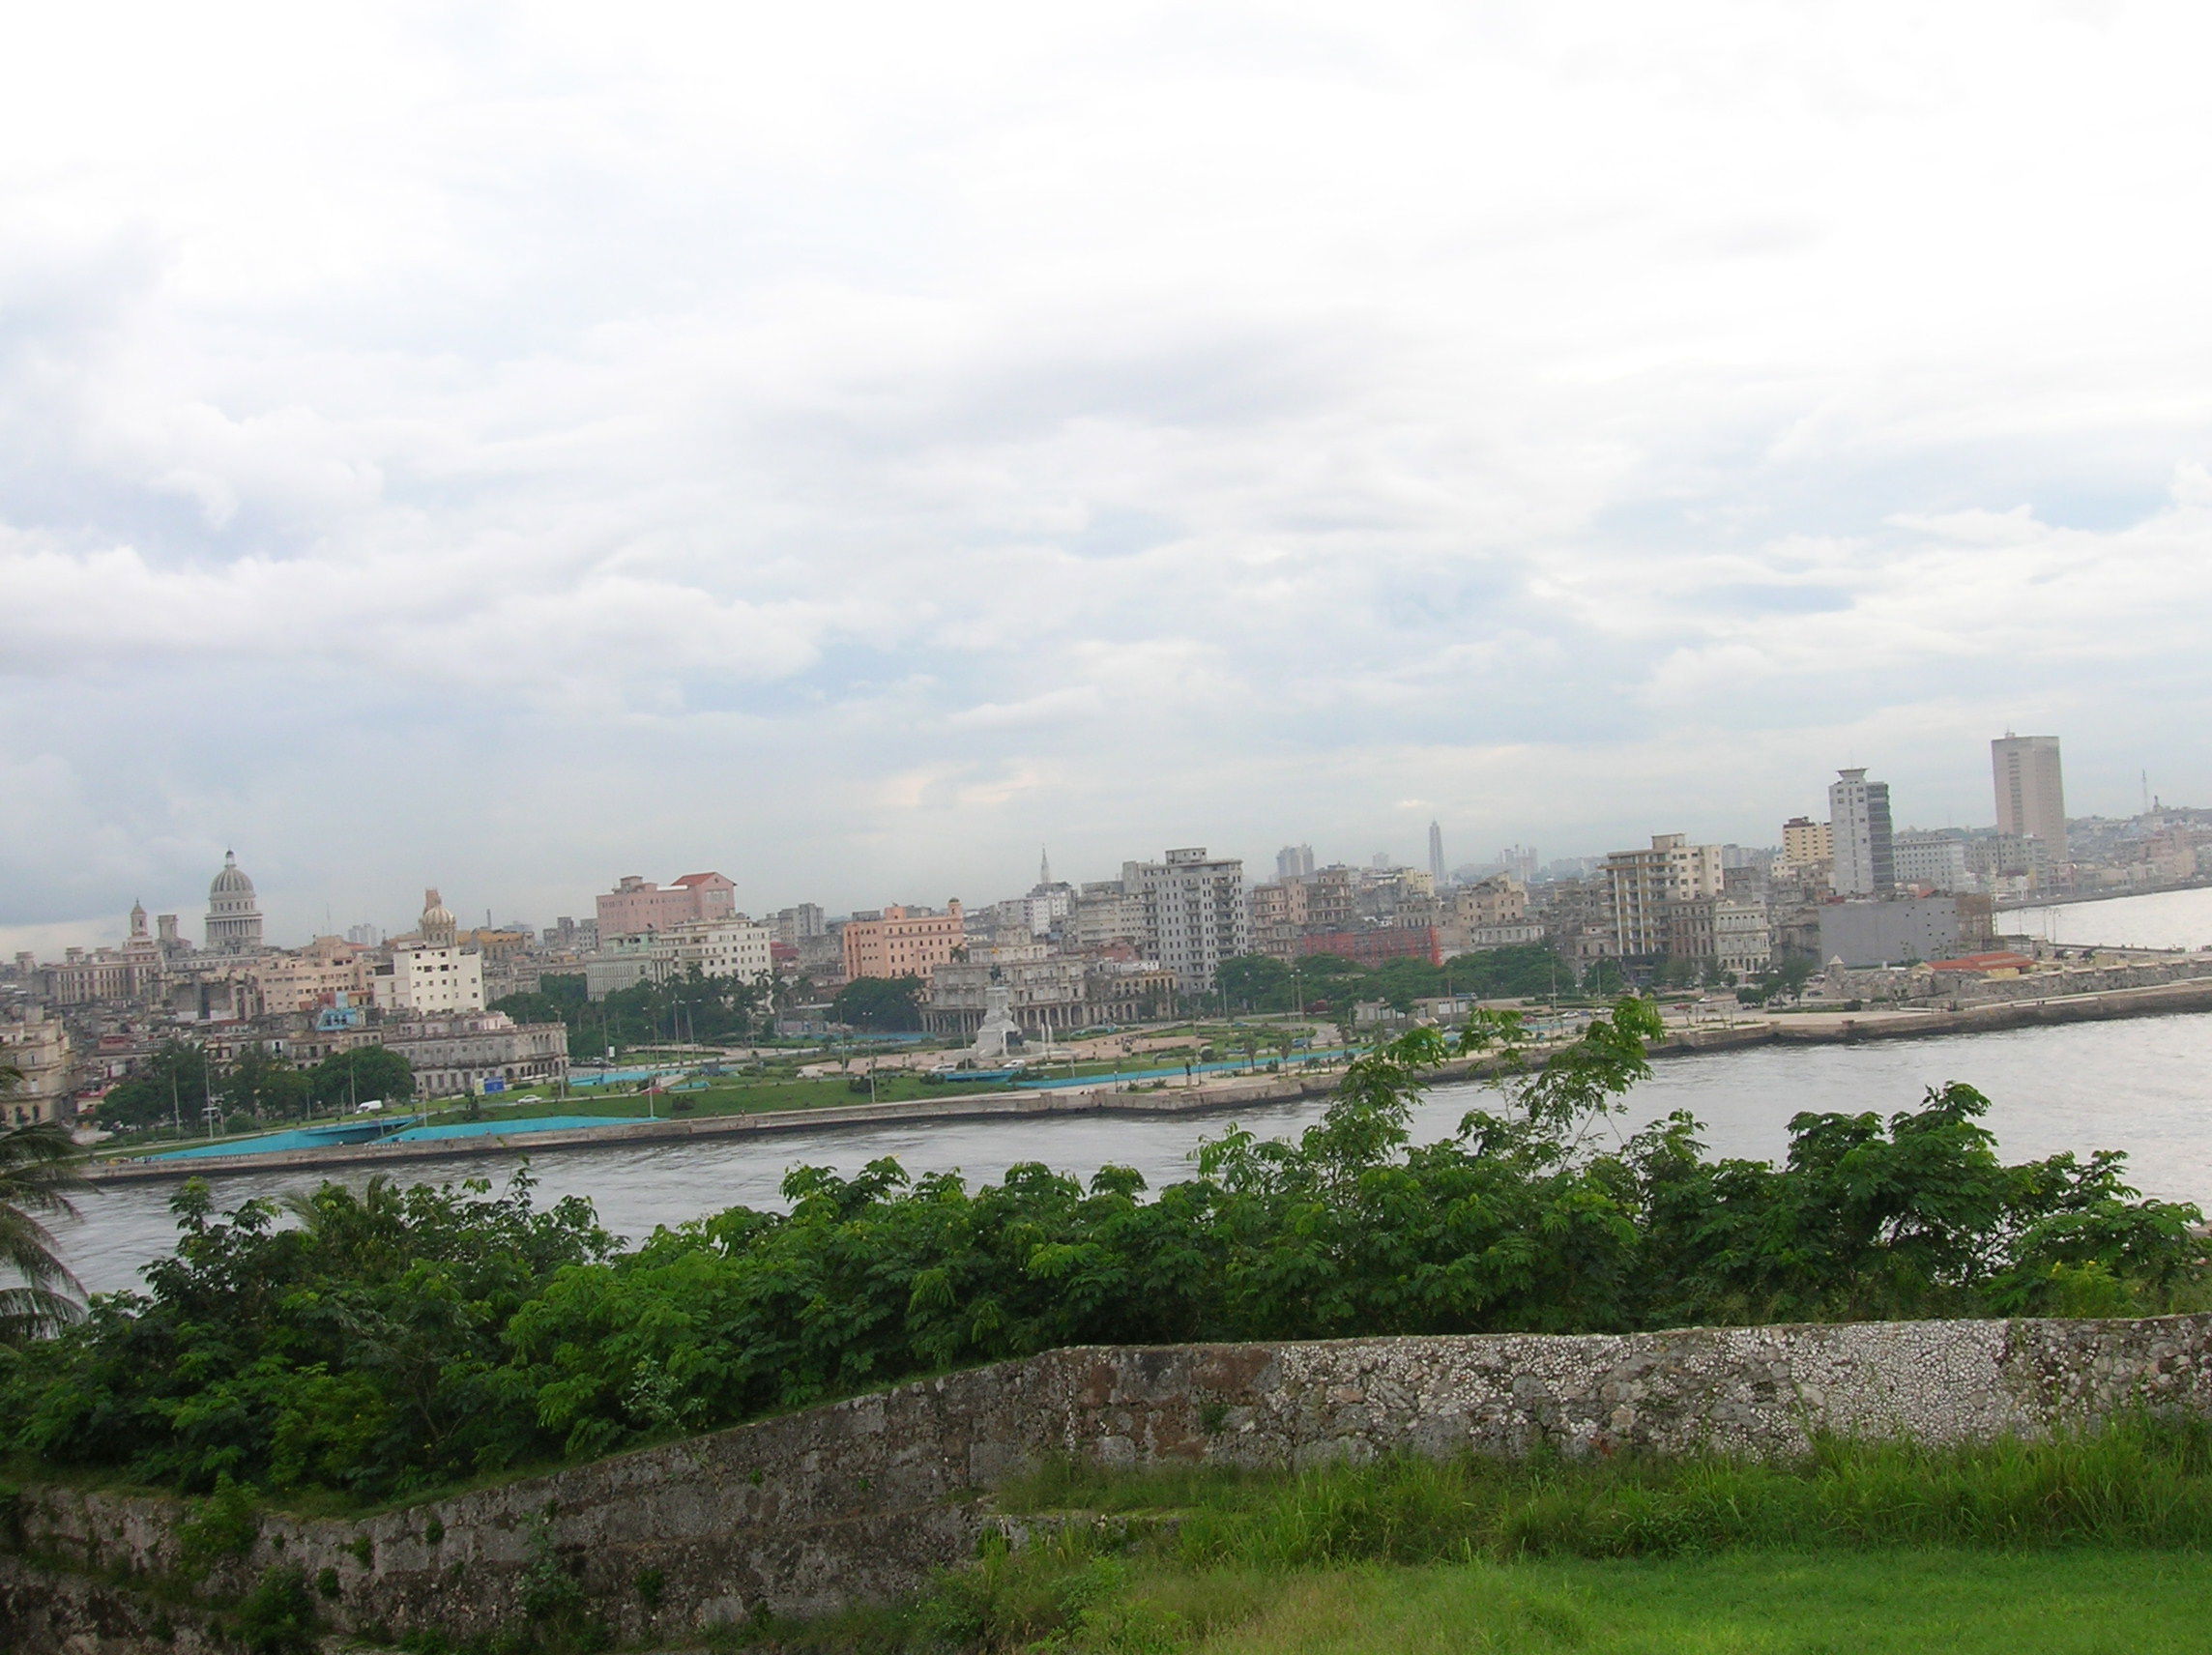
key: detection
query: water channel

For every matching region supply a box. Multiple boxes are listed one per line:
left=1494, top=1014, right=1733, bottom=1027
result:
left=64, top=1009, right=2212, bottom=1296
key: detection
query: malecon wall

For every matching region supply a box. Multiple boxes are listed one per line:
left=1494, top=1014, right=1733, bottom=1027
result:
left=10, top=1316, right=2212, bottom=1650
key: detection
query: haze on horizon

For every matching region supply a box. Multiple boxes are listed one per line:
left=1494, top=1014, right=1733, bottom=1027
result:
left=5, top=1, right=2211, bottom=949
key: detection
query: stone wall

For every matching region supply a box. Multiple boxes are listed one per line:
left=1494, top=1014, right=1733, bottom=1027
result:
left=11, top=1316, right=2212, bottom=1650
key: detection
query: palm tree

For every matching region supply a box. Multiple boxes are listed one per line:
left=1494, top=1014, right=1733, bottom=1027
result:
left=0, top=1060, right=90, bottom=1343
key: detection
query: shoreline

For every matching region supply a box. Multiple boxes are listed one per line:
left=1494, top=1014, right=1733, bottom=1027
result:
left=1996, top=880, right=2212, bottom=915
left=81, top=975, right=2212, bottom=1185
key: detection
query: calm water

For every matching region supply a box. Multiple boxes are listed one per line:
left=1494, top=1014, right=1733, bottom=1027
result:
left=61, top=1012, right=2212, bottom=1297
left=2010, top=885, right=2212, bottom=950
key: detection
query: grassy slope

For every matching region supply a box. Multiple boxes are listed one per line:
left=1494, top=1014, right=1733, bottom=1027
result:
left=1178, top=1552, right=2212, bottom=1654
left=744, top=1426, right=2212, bottom=1653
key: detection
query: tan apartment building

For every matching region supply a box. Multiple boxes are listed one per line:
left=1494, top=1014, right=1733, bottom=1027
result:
left=842, top=901, right=966, bottom=982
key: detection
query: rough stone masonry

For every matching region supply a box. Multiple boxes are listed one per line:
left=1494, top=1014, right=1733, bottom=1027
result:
left=9, top=1315, right=2212, bottom=1651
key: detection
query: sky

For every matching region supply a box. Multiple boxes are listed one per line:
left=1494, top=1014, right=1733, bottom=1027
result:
left=5, top=0, right=2212, bottom=951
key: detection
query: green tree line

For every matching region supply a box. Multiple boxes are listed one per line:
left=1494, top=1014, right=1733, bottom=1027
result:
left=4, top=1003, right=2198, bottom=1502
left=96, top=1041, right=414, bottom=1131
left=492, top=967, right=771, bottom=1059
left=1217, top=944, right=1577, bottom=1015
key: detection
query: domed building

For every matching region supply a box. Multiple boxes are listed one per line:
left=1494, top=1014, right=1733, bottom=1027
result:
left=204, top=851, right=265, bottom=954
left=420, top=888, right=458, bottom=948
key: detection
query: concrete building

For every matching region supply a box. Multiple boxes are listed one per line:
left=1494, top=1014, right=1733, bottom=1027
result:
left=1779, top=817, right=1833, bottom=878
left=253, top=936, right=371, bottom=1012
left=0, top=1006, right=73, bottom=1125
left=1893, top=831, right=1969, bottom=892
left=1710, top=899, right=1774, bottom=978
left=376, top=1011, right=569, bottom=1098
left=771, top=904, right=827, bottom=945
left=1071, top=883, right=1150, bottom=953
left=1818, top=895, right=1994, bottom=969
left=841, top=902, right=966, bottom=982
left=1246, top=882, right=1303, bottom=963
left=1993, top=735, right=2067, bottom=863
left=1427, top=822, right=1447, bottom=889
left=1602, top=835, right=1725, bottom=958
left=664, top=917, right=774, bottom=983
left=373, top=891, right=485, bottom=1015
left=204, top=851, right=265, bottom=954
left=596, top=873, right=738, bottom=940
left=1828, top=769, right=1895, bottom=897
left=1276, top=845, right=1316, bottom=883
left=924, top=957, right=1179, bottom=1038
left=1125, top=848, right=1249, bottom=993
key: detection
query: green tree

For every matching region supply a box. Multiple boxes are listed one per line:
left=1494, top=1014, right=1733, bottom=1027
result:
left=310, top=1047, right=414, bottom=1111
left=225, top=1046, right=312, bottom=1119
left=96, top=1040, right=211, bottom=1131
left=1215, top=955, right=1294, bottom=1012
left=0, top=1061, right=88, bottom=1344
left=833, top=973, right=926, bottom=1031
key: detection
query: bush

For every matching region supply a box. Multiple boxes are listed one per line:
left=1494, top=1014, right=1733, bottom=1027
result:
left=229, top=1565, right=320, bottom=1655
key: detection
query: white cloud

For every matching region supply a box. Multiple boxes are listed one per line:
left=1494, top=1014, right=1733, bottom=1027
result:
left=3, top=0, right=2212, bottom=936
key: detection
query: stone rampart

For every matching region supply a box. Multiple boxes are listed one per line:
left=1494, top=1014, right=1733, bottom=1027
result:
left=10, top=1316, right=2212, bottom=1649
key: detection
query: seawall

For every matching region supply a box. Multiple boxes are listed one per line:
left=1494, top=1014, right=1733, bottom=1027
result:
left=8, top=1315, right=2212, bottom=1650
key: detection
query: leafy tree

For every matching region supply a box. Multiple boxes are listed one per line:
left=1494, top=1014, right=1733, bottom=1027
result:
left=1216, top=955, right=1294, bottom=1011
left=310, top=1047, right=415, bottom=1111
left=225, top=1046, right=312, bottom=1119
left=0, top=1064, right=88, bottom=1344
left=833, top=973, right=926, bottom=1031
left=96, top=1040, right=212, bottom=1131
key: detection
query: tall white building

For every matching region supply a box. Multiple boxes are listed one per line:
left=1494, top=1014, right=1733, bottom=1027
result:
left=1125, top=848, right=1249, bottom=994
left=372, top=890, right=485, bottom=1015
left=1427, top=822, right=1447, bottom=889
left=1992, top=735, right=2067, bottom=863
left=1828, top=769, right=1895, bottom=897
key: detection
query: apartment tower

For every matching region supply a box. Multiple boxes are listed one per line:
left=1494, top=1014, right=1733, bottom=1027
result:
left=1992, top=735, right=2067, bottom=863
left=1828, top=769, right=1895, bottom=897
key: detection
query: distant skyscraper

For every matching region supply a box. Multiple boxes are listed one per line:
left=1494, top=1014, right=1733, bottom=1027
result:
left=1992, top=735, right=2067, bottom=862
left=1427, top=821, right=1447, bottom=888
left=1828, top=769, right=1895, bottom=897
left=1275, top=844, right=1315, bottom=883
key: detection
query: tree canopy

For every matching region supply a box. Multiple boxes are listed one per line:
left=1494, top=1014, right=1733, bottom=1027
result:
left=833, top=973, right=927, bottom=1031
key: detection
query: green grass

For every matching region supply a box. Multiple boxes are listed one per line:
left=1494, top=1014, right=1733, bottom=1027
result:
left=729, top=1423, right=2212, bottom=1652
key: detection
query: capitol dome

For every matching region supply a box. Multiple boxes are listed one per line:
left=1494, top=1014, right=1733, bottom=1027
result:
left=205, top=851, right=265, bottom=954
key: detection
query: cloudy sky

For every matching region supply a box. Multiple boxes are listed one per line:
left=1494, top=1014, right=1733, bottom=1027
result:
left=6, top=0, right=2211, bottom=948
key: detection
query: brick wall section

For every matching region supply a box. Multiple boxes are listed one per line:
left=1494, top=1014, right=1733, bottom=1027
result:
left=11, top=1317, right=2212, bottom=1649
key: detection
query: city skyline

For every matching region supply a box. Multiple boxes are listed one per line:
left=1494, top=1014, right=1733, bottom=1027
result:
left=6, top=7, right=2212, bottom=951
left=10, top=731, right=2141, bottom=956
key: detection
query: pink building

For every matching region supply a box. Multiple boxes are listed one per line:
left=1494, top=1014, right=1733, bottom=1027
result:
left=596, top=872, right=738, bottom=939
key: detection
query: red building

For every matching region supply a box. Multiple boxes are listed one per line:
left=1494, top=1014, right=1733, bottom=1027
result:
left=1297, top=926, right=1441, bottom=968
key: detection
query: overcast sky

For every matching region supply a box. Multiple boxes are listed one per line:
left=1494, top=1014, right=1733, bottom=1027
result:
left=6, top=1, right=2211, bottom=949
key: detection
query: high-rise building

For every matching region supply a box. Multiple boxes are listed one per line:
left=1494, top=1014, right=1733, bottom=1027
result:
left=1828, top=769, right=1894, bottom=897
left=1125, top=848, right=1249, bottom=993
left=1427, top=822, right=1447, bottom=888
left=1992, top=735, right=2067, bottom=863
left=1276, top=845, right=1316, bottom=883
left=1601, top=834, right=1725, bottom=957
